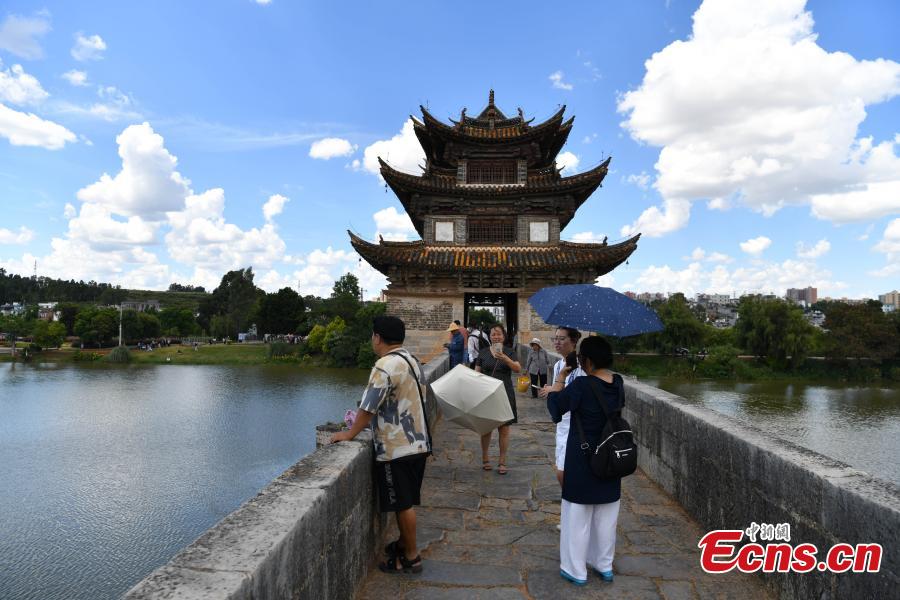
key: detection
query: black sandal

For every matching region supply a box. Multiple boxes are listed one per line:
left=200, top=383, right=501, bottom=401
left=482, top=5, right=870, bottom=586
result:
left=378, top=553, right=423, bottom=574
left=384, top=539, right=403, bottom=558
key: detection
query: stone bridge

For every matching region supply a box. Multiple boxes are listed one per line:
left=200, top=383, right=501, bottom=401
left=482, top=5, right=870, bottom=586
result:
left=125, top=353, right=899, bottom=599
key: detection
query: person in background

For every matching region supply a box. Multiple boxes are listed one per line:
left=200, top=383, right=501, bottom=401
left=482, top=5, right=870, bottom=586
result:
left=474, top=324, right=522, bottom=474
left=525, top=338, right=551, bottom=398
left=331, top=316, right=430, bottom=574
left=539, top=327, right=585, bottom=487
left=546, top=335, right=623, bottom=586
left=446, top=322, right=466, bottom=368
left=454, top=319, right=468, bottom=350
left=467, top=322, right=488, bottom=368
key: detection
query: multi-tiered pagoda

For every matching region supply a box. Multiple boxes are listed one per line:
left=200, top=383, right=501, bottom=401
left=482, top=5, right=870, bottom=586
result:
left=350, top=91, right=640, bottom=357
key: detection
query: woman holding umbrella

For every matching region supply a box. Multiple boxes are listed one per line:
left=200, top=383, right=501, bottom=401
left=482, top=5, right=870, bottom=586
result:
left=546, top=335, right=622, bottom=586
left=474, top=323, right=522, bottom=474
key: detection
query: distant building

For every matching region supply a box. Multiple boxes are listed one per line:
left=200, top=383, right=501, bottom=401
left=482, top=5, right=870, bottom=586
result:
left=786, top=287, right=817, bottom=305
left=37, top=302, right=57, bottom=321
left=635, top=292, right=666, bottom=304
left=0, top=302, right=24, bottom=316
left=879, top=290, right=900, bottom=310
left=624, top=291, right=636, bottom=299
left=805, top=310, right=826, bottom=328
left=121, top=300, right=161, bottom=312
left=696, top=293, right=735, bottom=307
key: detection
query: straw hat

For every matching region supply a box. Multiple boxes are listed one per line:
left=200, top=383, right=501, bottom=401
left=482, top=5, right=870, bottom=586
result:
left=446, top=322, right=460, bottom=332
left=530, top=337, right=542, bottom=347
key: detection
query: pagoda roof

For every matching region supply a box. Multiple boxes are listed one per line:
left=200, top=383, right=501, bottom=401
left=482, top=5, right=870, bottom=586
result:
left=380, top=156, right=610, bottom=235
left=412, top=92, right=573, bottom=168
left=349, top=231, right=640, bottom=277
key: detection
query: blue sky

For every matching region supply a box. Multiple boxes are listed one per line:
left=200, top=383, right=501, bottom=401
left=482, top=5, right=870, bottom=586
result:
left=0, top=0, right=898, bottom=299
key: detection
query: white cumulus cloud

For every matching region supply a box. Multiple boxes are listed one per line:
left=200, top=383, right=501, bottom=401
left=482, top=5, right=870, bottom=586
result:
left=71, top=32, right=106, bottom=61
left=362, top=120, right=425, bottom=177
left=62, top=70, right=89, bottom=87
left=0, top=62, right=49, bottom=105
left=556, top=151, right=580, bottom=173
left=0, top=226, right=34, bottom=244
left=309, top=137, right=356, bottom=159
left=549, top=71, right=573, bottom=91
left=617, top=0, right=900, bottom=237
left=263, top=194, right=289, bottom=222
left=740, top=236, right=772, bottom=255
left=373, top=206, right=416, bottom=241
left=76, top=122, right=191, bottom=218
left=0, top=103, right=76, bottom=149
left=796, top=238, right=830, bottom=259
left=0, top=14, right=51, bottom=59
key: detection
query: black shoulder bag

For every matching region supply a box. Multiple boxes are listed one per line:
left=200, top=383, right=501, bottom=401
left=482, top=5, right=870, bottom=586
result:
left=387, top=351, right=433, bottom=455
left=572, top=374, right=637, bottom=480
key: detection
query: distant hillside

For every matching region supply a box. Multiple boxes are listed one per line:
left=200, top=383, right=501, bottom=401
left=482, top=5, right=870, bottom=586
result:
left=0, top=269, right=208, bottom=311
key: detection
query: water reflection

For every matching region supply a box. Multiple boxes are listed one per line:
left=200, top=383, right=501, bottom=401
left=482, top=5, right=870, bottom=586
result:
left=0, top=363, right=368, bottom=600
left=646, top=377, right=900, bottom=486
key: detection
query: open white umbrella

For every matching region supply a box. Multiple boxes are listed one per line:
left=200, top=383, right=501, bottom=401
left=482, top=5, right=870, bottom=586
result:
left=430, top=364, right=514, bottom=435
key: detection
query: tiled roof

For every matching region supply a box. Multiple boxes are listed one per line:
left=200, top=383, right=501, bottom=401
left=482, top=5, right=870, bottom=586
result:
left=416, top=105, right=568, bottom=142
left=380, top=156, right=610, bottom=197
left=348, top=231, right=640, bottom=276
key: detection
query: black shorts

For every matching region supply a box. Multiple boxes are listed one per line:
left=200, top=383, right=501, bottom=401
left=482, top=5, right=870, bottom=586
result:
left=375, top=453, right=427, bottom=512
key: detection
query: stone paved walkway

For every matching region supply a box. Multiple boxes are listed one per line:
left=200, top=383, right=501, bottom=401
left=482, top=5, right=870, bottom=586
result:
left=357, top=390, right=771, bottom=600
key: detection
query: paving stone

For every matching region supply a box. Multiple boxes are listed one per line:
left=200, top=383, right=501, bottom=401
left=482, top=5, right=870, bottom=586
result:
left=412, top=560, right=522, bottom=586
left=614, top=555, right=698, bottom=580
left=658, top=580, right=698, bottom=600
left=421, top=489, right=481, bottom=511
left=418, top=507, right=465, bottom=532
left=444, top=525, right=537, bottom=546
left=526, top=569, right=661, bottom=599
left=512, top=527, right=559, bottom=546
left=404, top=587, right=526, bottom=600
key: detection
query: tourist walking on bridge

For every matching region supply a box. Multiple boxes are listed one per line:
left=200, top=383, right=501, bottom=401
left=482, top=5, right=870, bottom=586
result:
left=546, top=335, right=623, bottom=586
left=525, top=338, right=550, bottom=398
left=474, top=324, right=522, bottom=474
left=331, top=315, right=430, bottom=574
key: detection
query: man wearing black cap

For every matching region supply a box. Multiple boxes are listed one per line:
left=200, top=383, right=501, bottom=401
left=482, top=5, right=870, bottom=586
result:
left=331, top=315, right=430, bottom=574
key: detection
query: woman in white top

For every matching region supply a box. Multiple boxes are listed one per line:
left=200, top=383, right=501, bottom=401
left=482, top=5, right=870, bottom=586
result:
left=539, top=326, right=584, bottom=487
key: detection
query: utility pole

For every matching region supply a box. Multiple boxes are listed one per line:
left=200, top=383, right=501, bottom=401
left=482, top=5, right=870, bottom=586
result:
left=118, top=303, right=123, bottom=347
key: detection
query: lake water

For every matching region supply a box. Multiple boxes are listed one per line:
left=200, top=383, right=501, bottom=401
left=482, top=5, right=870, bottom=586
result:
left=644, top=377, right=900, bottom=487
left=0, top=362, right=368, bottom=600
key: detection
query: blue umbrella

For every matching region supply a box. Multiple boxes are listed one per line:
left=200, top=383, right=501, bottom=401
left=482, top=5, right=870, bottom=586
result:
left=528, top=284, right=663, bottom=337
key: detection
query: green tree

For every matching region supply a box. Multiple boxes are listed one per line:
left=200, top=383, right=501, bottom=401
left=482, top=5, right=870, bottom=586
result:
left=56, top=303, right=80, bottom=336
left=467, top=308, right=499, bottom=328
left=74, top=307, right=119, bottom=347
left=257, top=287, right=305, bottom=335
left=322, top=316, right=347, bottom=356
left=322, top=274, right=362, bottom=323
left=824, top=303, right=898, bottom=362
left=159, top=307, right=198, bottom=336
left=306, top=324, right=327, bottom=352
left=0, top=314, right=29, bottom=357
left=736, top=296, right=813, bottom=369
left=655, top=294, right=706, bottom=352
left=31, top=321, right=66, bottom=349
left=138, top=312, right=161, bottom=339
left=198, top=268, right=264, bottom=338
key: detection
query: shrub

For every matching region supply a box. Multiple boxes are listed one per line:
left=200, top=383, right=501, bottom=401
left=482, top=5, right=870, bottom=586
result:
left=306, top=324, right=327, bottom=353
left=72, top=350, right=103, bottom=362
left=267, top=341, right=297, bottom=359
left=697, top=345, right=741, bottom=378
left=106, top=346, right=132, bottom=363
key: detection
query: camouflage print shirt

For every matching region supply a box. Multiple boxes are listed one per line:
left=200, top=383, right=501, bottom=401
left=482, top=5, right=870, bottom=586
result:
left=359, top=348, right=429, bottom=462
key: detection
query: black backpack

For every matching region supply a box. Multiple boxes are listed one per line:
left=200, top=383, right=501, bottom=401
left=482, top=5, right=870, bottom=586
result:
left=474, top=329, right=491, bottom=351
left=573, top=375, right=637, bottom=480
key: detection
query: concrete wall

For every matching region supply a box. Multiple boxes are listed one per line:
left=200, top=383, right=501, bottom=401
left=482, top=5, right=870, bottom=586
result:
left=124, top=353, right=451, bottom=600
left=622, top=377, right=900, bottom=600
